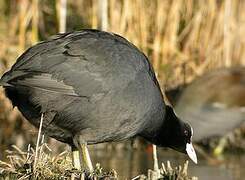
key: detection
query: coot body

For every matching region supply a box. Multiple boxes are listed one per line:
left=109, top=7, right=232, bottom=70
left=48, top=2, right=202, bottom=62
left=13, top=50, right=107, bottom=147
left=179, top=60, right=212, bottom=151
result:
left=175, top=67, right=245, bottom=141
left=0, top=29, right=196, bottom=164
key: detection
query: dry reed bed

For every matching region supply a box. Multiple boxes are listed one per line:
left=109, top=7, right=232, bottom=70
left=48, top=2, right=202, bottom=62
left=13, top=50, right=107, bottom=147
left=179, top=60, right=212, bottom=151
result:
left=0, top=144, right=196, bottom=180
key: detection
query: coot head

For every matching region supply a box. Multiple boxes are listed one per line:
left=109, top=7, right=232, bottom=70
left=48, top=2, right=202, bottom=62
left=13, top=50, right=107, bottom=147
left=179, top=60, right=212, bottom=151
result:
left=151, top=105, right=197, bottom=163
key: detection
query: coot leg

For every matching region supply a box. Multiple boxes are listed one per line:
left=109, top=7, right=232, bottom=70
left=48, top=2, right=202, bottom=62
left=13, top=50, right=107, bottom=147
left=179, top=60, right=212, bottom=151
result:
left=73, top=136, right=94, bottom=172
left=72, top=147, right=82, bottom=170
left=80, top=143, right=93, bottom=172
left=153, top=145, right=160, bottom=177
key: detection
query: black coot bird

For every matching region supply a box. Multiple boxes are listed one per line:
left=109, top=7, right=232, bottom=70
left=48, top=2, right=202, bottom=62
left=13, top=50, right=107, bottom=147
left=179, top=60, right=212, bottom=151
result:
left=0, top=29, right=197, bottom=170
left=173, top=67, right=245, bottom=147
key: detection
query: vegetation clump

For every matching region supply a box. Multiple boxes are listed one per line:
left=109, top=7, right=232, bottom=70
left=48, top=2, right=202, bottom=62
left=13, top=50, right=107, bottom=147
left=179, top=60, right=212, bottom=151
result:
left=0, top=144, right=118, bottom=179
left=0, top=144, right=197, bottom=180
left=133, top=161, right=197, bottom=180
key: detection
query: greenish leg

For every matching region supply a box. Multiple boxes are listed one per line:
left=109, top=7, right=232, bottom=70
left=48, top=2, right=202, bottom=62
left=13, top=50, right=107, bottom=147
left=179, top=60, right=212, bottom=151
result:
left=72, top=148, right=82, bottom=170
left=73, top=136, right=94, bottom=172
left=153, top=144, right=160, bottom=178
left=80, top=143, right=93, bottom=172
left=153, top=144, right=159, bottom=171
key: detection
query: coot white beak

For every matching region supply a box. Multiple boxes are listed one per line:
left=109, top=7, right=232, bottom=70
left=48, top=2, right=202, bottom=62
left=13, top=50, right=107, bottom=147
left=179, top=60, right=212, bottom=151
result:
left=186, top=143, right=197, bottom=164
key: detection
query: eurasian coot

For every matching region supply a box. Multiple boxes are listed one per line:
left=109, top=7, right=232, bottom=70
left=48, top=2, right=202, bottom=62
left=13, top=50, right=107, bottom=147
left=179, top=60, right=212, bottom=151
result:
left=174, top=67, right=245, bottom=142
left=0, top=29, right=197, bottom=170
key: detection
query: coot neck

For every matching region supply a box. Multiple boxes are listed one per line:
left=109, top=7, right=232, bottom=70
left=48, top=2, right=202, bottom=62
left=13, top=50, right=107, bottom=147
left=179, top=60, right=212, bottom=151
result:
left=139, top=105, right=180, bottom=146
left=153, top=105, right=181, bottom=147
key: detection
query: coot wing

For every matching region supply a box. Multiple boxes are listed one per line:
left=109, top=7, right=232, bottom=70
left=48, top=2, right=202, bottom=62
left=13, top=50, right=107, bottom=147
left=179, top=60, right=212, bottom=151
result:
left=3, top=30, right=158, bottom=97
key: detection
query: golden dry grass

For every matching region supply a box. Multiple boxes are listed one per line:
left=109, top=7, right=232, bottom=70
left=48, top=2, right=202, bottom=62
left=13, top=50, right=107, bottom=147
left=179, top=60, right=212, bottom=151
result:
left=0, top=144, right=196, bottom=180
left=0, top=0, right=244, bottom=160
left=0, top=143, right=120, bottom=179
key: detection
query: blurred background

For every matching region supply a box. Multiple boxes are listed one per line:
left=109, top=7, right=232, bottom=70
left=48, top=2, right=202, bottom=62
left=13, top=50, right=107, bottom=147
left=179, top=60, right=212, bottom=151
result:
left=0, top=0, right=244, bottom=179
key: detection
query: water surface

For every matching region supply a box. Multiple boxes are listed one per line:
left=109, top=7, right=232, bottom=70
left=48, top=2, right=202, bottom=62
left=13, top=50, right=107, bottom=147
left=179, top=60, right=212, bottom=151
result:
left=90, top=146, right=245, bottom=180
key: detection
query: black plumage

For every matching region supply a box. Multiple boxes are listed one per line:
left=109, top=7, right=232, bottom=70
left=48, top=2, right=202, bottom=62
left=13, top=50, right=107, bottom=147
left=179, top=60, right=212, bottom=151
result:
left=0, top=29, right=197, bottom=165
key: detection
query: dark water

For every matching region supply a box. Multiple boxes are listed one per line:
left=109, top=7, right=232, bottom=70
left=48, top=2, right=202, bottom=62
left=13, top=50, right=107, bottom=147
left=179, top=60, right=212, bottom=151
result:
left=89, top=146, right=245, bottom=180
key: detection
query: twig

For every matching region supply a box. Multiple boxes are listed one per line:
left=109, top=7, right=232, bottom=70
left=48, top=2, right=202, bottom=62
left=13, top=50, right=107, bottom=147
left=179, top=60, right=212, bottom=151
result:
left=33, top=113, right=44, bottom=171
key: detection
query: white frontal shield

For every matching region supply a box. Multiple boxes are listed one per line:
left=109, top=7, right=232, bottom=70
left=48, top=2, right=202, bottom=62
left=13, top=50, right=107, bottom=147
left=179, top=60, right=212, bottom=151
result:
left=186, top=143, right=197, bottom=164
